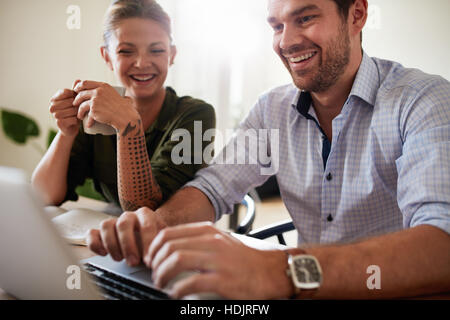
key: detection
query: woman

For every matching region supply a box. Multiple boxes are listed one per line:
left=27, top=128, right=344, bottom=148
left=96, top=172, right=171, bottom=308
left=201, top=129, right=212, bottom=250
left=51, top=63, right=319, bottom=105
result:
left=32, top=0, right=215, bottom=211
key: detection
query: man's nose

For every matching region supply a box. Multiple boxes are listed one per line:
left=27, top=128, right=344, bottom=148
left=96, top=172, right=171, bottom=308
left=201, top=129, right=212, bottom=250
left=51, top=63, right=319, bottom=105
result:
left=279, top=26, right=303, bottom=54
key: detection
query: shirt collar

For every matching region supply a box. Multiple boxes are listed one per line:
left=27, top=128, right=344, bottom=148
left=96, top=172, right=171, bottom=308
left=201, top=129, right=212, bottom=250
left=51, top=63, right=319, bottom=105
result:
left=349, top=51, right=380, bottom=107
left=291, top=51, right=380, bottom=117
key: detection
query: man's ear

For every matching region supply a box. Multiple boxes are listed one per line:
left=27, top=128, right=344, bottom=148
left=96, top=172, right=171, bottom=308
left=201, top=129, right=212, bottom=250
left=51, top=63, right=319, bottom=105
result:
left=349, top=0, right=368, bottom=38
left=169, top=45, right=177, bottom=66
left=100, top=46, right=114, bottom=71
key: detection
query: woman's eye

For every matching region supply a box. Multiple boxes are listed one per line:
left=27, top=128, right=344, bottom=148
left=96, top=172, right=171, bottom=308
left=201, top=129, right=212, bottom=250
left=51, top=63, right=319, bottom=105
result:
left=151, top=49, right=165, bottom=54
left=118, top=50, right=132, bottom=55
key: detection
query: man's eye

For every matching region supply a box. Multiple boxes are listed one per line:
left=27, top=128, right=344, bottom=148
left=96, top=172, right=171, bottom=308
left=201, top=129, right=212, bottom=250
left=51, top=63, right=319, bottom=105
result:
left=297, top=15, right=315, bottom=25
left=273, top=24, right=283, bottom=32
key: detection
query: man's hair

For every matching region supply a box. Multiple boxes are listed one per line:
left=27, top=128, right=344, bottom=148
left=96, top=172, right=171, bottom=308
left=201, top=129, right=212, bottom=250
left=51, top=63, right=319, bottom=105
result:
left=331, top=0, right=362, bottom=44
left=332, top=0, right=357, bottom=19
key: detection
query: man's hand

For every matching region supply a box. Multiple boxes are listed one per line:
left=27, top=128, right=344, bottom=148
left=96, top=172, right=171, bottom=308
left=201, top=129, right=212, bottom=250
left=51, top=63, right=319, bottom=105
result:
left=147, top=222, right=294, bottom=299
left=87, top=207, right=167, bottom=267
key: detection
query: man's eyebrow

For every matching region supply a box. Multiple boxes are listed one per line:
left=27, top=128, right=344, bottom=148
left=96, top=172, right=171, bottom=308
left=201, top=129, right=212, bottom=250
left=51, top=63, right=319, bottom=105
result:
left=267, top=4, right=320, bottom=24
left=149, top=42, right=165, bottom=47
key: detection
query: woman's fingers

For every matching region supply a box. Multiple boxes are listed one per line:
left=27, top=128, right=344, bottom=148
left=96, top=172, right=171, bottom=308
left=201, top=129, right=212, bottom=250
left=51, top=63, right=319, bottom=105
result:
left=52, top=107, right=78, bottom=120
left=49, top=98, right=76, bottom=113
left=73, top=80, right=104, bottom=93
left=77, top=100, right=91, bottom=121
left=50, top=88, right=75, bottom=102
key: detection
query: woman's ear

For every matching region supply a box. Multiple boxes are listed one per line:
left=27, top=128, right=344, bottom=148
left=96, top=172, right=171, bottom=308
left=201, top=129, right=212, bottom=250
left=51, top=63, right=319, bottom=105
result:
left=169, top=45, right=177, bottom=66
left=100, top=46, right=114, bottom=71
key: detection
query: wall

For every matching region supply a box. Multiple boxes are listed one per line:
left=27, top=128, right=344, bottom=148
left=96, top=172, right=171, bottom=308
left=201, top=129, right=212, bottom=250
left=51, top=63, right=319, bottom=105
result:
left=1, top=0, right=449, bottom=175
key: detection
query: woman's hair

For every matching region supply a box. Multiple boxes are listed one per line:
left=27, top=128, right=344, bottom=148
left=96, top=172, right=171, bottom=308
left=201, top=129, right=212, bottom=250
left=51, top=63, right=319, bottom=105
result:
left=103, top=0, right=172, bottom=48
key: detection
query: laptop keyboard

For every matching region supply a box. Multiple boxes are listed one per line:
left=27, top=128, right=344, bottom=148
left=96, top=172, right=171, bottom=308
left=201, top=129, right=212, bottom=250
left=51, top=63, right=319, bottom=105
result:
left=83, top=263, right=171, bottom=300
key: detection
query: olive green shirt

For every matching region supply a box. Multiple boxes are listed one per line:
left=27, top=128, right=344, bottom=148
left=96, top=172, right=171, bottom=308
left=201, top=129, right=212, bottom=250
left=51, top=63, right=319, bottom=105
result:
left=65, top=87, right=216, bottom=207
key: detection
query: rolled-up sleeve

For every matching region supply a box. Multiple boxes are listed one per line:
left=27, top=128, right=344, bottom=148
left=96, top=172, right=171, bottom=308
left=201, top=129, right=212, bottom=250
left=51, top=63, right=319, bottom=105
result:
left=396, top=77, right=450, bottom=234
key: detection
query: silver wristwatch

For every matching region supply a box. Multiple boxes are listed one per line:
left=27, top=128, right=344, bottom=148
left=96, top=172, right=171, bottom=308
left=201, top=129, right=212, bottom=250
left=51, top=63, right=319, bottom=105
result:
left=286, top=254, right=322, bottom=294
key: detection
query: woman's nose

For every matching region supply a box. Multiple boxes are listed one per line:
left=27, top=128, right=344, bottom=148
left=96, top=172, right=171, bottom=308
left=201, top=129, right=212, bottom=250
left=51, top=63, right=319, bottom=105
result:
left=133, top=53, right=152, bottom=68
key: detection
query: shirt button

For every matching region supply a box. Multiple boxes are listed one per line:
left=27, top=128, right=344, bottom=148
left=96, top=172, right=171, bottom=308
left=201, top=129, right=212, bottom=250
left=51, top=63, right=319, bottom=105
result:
left=327, top=214, right=333, bottom=222
left=326, top=173, right=333, bottom=181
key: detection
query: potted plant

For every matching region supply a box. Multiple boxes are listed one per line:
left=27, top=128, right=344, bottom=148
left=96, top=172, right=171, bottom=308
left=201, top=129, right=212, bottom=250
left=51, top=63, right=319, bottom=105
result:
left=0, top=108, right=104, bottom=201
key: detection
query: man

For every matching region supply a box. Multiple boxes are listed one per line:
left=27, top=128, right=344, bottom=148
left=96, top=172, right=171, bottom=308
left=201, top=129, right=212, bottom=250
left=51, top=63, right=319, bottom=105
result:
left=87, top=0, right=450, bottom=299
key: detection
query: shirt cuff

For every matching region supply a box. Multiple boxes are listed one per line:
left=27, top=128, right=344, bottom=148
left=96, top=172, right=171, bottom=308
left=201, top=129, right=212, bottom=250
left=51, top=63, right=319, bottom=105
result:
left=183, top=179, right=223, bottom=222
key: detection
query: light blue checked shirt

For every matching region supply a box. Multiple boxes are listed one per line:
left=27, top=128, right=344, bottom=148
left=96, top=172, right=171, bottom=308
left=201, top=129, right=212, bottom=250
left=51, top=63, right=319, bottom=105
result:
left=185, top=53, right=450, bottom=245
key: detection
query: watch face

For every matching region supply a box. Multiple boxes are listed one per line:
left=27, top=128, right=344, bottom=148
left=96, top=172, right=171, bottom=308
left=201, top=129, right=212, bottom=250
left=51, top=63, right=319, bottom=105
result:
left=291, top=256, right=322, bottom=289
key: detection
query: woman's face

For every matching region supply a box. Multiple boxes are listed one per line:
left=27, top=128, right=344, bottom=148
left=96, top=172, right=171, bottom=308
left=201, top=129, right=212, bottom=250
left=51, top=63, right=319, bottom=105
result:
left=102, top=17, right=176, bottom=100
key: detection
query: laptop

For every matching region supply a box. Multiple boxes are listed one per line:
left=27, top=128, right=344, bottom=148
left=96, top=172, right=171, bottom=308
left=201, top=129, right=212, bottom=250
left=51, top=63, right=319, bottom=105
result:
left=0, top=166, right=211, bottom=300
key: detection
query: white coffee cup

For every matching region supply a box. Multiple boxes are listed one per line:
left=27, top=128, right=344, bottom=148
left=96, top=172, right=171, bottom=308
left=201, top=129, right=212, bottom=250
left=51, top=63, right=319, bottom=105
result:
left=83, top=86, right=126, bottom=135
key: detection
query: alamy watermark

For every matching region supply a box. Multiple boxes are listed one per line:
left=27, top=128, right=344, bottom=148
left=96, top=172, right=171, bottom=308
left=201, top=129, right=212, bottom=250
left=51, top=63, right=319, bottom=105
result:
left=170, top=122, right=280, bottom=175
left=366, top=265, right=381, bottom=290
left=66, top=265, right=81, bottom=290
left=66, top=5, right=81, bottom=30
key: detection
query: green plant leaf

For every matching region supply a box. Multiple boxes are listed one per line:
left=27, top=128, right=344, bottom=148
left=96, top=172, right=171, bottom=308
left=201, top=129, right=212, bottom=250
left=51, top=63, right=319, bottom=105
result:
left=47, top=128, right=58, bottom=148
left=1, top=109, right=40, bottom=144
left=75, top=178, right=106, bottom=201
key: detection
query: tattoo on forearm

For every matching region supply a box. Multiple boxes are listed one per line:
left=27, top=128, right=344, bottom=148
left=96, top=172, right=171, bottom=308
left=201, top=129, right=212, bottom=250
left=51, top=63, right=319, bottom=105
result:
left=121, top=122, right=137, bottom=138
left=134, top=120, right=142, bottom=137
left=117, top=120, right=163, bottom=211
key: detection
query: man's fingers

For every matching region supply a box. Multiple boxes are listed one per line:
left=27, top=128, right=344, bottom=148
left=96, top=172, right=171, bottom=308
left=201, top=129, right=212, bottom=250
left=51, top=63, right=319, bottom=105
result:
left=169, top=273, right=220, bottom=299
left=87, top=229, right=107, bottom=256
left=116, top=212, right=141, bottom=266
left=152, top=250, right=215, bottom=289
left=135, top=208, right=166, bottom=266
left=151, top=234, right=221, bottom=270
left=147, top=222, right=216, bottom=265
left=99, top=218, right=123, bottom=261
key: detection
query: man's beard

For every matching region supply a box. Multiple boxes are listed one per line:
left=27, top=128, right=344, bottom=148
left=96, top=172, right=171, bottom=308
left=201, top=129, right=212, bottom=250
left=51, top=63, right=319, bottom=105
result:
left=290, top=23, right=351, bottom=93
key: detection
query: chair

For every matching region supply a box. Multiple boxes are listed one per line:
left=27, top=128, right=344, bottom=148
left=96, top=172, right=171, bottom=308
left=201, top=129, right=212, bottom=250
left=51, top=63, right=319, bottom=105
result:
left=233, top=193, right=295, bottom=246
left=234, top=195, right=256, bottom=235
left=247, top=219, right=295, bottom=246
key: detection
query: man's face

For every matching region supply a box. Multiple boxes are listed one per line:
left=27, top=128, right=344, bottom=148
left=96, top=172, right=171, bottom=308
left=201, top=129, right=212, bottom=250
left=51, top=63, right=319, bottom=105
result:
left=268, top=0, right=351, bottom=93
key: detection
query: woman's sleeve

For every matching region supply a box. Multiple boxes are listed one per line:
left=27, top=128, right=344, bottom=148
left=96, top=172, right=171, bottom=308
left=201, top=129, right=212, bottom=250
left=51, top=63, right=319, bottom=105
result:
left=63, top=127, right=92, bottom=202
left=150, top=103, right=216, bottom=201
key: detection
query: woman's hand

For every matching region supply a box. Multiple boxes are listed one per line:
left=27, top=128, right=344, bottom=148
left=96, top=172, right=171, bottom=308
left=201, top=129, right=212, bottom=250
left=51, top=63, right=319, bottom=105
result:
left=73, top=80, right=140, bottom=133
left=49, top=81, right=81, bottom=137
